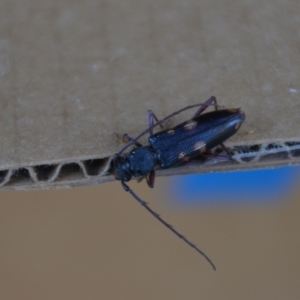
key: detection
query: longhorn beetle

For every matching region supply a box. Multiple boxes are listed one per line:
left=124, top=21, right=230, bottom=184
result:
left=113, top=96, right=246, bottom=270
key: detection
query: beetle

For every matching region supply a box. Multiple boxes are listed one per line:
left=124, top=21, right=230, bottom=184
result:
left=113, top=96, right=246, bottom=270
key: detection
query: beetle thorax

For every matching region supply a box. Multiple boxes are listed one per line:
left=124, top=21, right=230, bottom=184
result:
left=127, top=146, right=157, bottom=178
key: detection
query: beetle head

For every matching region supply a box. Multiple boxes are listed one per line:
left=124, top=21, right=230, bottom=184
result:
left=113, top=154, right=132, bottom=182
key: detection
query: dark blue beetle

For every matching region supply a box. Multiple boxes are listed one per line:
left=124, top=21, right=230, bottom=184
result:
left=113, top=96, right=246, bottom=270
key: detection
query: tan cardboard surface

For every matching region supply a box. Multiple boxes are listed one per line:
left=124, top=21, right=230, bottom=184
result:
left=0, top=0, right=300, bottom=189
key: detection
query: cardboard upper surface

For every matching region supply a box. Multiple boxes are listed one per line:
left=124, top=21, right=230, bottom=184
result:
left=0, top=0, right=300, bottom=189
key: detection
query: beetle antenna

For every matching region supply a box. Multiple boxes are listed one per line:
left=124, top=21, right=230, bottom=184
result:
left=118, top=102, right=222, bottom=156
left=121, top=181, right=216, bottom=270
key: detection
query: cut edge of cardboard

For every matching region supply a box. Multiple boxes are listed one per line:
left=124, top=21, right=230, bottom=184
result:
left=1, top=140, right=300, bottom=190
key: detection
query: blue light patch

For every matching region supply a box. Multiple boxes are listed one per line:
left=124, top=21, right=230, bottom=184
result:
left=169, top=167, right=299, bottom=206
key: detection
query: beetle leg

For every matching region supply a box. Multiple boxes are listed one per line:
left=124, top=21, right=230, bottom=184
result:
left=135, top=170, right=155, bottom=187
left=122, top=133, right=143, bottom=147
left=202, top=152, right=232, bottom=162
left=146, top=170, right=155, bottom=188
left=184, top=152, right=232, bottom=167
left=193, top=96, right=218, bottom=118
left=148, top=110, right=169, bottom=135
left=137, top=170, right=155, bottom=187
left=220, top=143, right=232, bottom=155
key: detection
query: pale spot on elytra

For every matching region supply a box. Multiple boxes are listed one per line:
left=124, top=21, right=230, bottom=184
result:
left=178, top=152, right=186, bottom=159
left=193, top=141, right=206, bottom=153
left=184, top=120, right=197, bottom=131
left=167, top=129, right=175, bottom=135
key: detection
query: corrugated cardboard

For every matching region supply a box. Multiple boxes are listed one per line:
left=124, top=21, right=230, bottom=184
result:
left=0, top=0, right=300, bottom=189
